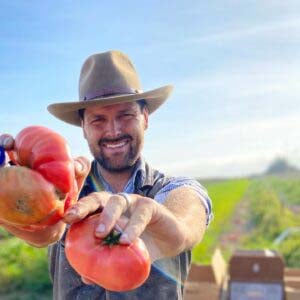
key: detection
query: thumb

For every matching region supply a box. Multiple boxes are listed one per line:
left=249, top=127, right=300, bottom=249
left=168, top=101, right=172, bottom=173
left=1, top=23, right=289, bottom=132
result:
left=74, top=156, right=91, bottom=192
left=0, top=134, right=14, bottom=150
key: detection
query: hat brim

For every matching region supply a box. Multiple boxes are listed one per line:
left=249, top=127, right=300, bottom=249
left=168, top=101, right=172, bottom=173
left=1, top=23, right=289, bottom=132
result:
left=47, top=85, right=173, bottom=126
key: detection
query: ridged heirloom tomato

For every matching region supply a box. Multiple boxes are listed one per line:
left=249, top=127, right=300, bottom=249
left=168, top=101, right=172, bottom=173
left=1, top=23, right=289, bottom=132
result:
left=0, top=126, right=78, bottom=229
left=65, top=214, right=151, bottom=292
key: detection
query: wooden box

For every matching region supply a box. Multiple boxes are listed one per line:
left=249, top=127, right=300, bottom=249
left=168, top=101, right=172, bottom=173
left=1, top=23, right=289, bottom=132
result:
left=184, top=248, right=227, bottom=300
left=228, top=249, right=285, bottom=300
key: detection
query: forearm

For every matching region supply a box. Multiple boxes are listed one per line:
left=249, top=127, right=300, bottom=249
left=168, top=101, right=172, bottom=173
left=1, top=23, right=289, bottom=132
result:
left=143, top=187, right=207, bottom=260
left=163, top=187, right=207, bottom=249
left=0, top=221, right=66, bottom=247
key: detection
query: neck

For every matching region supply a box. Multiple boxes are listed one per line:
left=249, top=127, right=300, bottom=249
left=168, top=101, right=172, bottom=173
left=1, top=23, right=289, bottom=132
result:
left=97, top=163, right=136, bottom=193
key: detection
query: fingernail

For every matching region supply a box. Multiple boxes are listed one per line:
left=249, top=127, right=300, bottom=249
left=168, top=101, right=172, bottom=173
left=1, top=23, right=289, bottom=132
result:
left=66, top=208, right=77, bottom=214
left=96, top=224, right=106, bottom=235
left=74, top=160, right=83, bottom=172
left=119, top=233, right=131, bottom=244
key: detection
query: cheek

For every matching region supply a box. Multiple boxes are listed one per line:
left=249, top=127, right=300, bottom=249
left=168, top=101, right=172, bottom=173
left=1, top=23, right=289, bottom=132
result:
left=83, top=128, right=99, bottom=145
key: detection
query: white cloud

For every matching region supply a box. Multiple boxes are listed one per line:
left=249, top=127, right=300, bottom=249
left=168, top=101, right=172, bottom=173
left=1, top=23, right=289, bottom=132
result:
left=146, top=114, right=300, bottom=178
left=176, top=61, right=300, bottom=99
left=189, top=18, right=300, bottom=44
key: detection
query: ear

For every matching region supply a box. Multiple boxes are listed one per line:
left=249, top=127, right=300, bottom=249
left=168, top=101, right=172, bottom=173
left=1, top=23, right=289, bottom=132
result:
left=81, top=120, right=87, bottom=139
left=143, top=108, right=149, bottom=130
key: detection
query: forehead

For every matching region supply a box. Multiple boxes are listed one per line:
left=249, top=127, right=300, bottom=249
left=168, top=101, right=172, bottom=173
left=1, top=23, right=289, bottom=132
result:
left=84, top=101, right=139, bottom=116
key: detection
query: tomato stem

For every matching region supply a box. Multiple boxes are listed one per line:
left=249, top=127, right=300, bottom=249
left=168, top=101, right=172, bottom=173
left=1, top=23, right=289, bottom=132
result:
left=102, top=229, right=122, bottom=246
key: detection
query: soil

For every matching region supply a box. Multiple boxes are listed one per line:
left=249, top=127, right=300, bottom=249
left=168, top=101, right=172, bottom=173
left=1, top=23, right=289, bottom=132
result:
left=218, top=195, right=252, bottom=255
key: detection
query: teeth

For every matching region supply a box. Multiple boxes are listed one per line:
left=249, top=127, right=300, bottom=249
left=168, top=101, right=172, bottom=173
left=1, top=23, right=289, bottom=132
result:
left=105, top=141, right=127, bottom=149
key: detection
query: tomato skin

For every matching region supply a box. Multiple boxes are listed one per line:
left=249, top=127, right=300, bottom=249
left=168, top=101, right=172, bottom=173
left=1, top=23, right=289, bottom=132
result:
left=65, top=214, right=151, bottom=292
left=0, top=126, right=78, bottom=229
left=0, top=166, right=64, bottom=227
left=13, top=126, right=75, bottom=195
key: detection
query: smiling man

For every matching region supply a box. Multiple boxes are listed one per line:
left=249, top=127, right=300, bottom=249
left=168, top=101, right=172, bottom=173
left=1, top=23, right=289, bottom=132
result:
left=82, top=101, right=147, bottom=172
left=0, top=50, right=212, bottom=300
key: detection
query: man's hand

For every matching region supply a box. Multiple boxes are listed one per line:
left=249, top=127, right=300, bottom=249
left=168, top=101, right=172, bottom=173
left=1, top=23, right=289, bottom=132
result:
left=0, top=134, right=14, bottom=166
left=0, top=134, right=14, bottom=150
left=63, top=187, right=207, bottom=262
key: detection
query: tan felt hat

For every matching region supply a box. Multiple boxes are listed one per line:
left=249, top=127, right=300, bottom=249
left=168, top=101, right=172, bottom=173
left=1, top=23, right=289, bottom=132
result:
left=47, top=50, right=173, bottom=126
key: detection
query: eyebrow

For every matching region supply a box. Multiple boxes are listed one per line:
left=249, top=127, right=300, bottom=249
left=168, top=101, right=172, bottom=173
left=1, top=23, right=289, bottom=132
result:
left=118, top=108, right=137, bottom=114
left=87, top=107, right=137, bottom=119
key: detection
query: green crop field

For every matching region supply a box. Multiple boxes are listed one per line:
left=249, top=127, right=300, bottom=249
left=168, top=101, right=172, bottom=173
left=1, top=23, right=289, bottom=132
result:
left=191, top=175, right=300, bottom=267
left=192, top=178, right=250, bottom=263
left=241, top=177, right=300, bottom=267
left=0, top=233, right=52, bottom=299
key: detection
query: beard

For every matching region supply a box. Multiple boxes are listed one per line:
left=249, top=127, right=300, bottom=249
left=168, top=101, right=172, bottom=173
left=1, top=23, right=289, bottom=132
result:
left=89, top=134, right=142, bottom=173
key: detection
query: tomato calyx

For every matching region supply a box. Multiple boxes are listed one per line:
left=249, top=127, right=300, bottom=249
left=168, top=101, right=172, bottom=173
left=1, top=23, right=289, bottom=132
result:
left=102, top=229, right=122, bottom=246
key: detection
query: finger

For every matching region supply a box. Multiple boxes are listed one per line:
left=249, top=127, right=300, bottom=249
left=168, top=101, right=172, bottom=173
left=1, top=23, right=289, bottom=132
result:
left=94, top=194, right=130, bottom=238
left=119, top=197, right=156, bottom=244
left=63, top=191, right=111, bottom=223
left=116, top=216, right=130, bottom=231
left=74, top=156, right=91, bottom=192
left=0, top=134, right=14, bottom=150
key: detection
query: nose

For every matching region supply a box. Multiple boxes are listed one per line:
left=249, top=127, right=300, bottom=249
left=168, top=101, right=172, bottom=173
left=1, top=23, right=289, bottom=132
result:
left=105, top=118, right=122, bottom=138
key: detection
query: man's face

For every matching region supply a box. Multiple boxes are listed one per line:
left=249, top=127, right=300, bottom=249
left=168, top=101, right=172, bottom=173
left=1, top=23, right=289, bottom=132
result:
left=82, top=101, right=148, bottom=172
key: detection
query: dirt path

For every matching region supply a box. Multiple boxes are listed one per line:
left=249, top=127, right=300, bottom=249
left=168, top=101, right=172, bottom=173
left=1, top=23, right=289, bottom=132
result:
left=218, top=195, right=251, bottom=255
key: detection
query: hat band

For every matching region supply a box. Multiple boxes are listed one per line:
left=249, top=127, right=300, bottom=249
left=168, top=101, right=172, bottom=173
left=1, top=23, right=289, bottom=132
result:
left=82, top=87, right=143, bottom=101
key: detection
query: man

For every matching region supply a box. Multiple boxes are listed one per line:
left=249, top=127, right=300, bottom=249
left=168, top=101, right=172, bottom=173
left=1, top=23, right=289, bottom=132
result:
left=0, top=50, right=212, bottom=299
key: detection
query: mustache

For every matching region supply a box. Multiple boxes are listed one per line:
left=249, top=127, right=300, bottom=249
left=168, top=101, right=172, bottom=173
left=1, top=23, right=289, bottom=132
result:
left=98, top=134, right=132, bottom=145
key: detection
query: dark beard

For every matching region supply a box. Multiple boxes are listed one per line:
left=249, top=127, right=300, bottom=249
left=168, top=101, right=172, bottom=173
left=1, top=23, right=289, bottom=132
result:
left=95, top=153, right=137, bottom=173
left=95, top=135, right=139, bottom=173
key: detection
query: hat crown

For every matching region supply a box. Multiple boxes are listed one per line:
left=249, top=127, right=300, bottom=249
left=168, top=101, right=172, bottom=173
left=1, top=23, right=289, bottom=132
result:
left=79, top=51, right=142, bottom=101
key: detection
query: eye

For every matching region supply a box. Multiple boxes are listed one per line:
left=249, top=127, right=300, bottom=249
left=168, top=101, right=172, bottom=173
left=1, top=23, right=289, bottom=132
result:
left=120, top=113, right=134, bottom=120
left=90, top=116, right=106, bottom=125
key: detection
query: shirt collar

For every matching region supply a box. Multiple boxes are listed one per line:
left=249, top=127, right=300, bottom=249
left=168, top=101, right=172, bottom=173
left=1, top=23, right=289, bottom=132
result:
left=92, top=157, right=147, bottom=193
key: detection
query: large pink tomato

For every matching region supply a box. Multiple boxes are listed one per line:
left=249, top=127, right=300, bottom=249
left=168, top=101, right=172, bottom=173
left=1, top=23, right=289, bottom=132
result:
left=65, top=214, right=151, bottom=292
left=0, top=126, right=78, bottom=229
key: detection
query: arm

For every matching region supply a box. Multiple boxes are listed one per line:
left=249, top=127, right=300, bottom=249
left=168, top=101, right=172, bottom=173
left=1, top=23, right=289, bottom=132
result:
left=64, top=184, right=211, bottom=262
left=0, top=221, right=66, bottom=248
left=136, top=186, right=208, bottom=261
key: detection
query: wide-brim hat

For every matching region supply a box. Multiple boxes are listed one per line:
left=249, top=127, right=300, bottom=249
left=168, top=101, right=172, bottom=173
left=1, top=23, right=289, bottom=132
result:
left=47, top=50, right=173, bottom=126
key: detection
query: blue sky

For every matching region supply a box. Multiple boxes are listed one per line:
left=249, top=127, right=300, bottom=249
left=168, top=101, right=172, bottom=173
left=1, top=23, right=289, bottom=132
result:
left=1, top=1, right=299, bottom=178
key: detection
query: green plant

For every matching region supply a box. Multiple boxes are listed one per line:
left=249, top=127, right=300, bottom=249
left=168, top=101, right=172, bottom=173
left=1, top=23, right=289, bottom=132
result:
left=277, top=236, right=300, bottom=267
left=242, top=178, right=300, bottom=267
left=0, top=237, right=52, bottom=295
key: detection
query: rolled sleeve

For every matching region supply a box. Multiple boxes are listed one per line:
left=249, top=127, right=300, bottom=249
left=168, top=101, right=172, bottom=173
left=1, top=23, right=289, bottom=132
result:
left=154, top=177, right=213, bottom=226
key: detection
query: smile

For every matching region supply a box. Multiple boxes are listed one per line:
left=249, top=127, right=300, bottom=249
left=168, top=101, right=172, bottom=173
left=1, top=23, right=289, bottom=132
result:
left=102, top=138, right=130, bottom=149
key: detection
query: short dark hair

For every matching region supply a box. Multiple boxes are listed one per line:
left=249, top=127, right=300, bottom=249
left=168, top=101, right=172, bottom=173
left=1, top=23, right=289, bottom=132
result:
left=78, top=99, right=147, bottom=120
left=137, top=99, right=147, bottom=111
left=78, top=108, right=85, bottom=120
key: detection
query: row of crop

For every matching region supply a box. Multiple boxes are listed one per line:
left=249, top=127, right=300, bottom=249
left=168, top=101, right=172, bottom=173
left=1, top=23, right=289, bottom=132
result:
left=241, top=177, right=300, bottom=267
left=192, top=178, right=250, bottom=263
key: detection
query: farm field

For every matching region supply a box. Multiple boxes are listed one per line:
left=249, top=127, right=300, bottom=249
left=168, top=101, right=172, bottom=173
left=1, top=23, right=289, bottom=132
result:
left=192, top=178, right=250, bottom=262
left=0, top=175, right=299, bottom=298
left=193, top=175, right=300, bottom=267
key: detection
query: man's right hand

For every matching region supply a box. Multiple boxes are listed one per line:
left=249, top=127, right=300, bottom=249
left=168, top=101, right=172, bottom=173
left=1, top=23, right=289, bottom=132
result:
left=0, top=134, right=15, bottom=166
left=0, top=134, right=15, bottom=150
